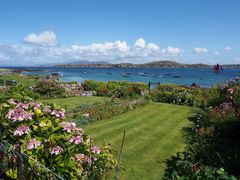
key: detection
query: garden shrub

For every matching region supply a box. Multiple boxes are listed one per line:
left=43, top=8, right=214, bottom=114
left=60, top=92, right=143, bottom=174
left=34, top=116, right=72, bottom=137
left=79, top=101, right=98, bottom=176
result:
left=164, top=79, right=240, bottom=178
left=0, top=99, right=115, bottom=179
left=71, top=97, right=150, bottom=124
left=150, top=84, right=205, bottom=107
left=0, top=85, right=40, bottom=103
left=83, top=80, right=147, bottom=99
left=34, top=78, right=66, bottom=98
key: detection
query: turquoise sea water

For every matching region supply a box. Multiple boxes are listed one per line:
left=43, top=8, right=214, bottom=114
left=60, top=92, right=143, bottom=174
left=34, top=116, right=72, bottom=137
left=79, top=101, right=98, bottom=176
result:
left=9, top=67, right=240, bottom=87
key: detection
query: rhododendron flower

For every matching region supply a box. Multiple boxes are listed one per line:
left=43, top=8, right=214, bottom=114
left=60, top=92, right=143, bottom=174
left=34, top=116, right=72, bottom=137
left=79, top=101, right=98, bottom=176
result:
left=50, top=146, right=63, bottom=155
left=74, top=153, right=86, bottom=163
left=51, top=109, right=65, bottom=118
left=6, top=108, right=33, bottom=122
left=69, top=135, right=82, bottom=144
left=14, top=125, right=30, bottom=136
left=27, top=138, right=41, bottom=150
left=91, top=146, right=101, bottom=154
left=227, top=88, right=234, bottom=94
left=60, top=122, right=76, bottom=133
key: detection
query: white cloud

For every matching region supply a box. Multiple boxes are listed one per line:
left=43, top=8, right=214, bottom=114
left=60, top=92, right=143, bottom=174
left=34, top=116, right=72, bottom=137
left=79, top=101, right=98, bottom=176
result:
left=213, top=51, right=219, bottom=55
left=23, top=31, right=57, bottom=46
left=134, top=38, right=145, bottom=48
left=223, top=47, right=232, bottom=51
left=163, top=46, right=183, bottom=55
left=146, top=43, right=160, bottom=51
left=0, top=32, right=203, bottom=65
left=0, top=52, right=10, bottom=60
left=193, top=47, right=208, bottom=53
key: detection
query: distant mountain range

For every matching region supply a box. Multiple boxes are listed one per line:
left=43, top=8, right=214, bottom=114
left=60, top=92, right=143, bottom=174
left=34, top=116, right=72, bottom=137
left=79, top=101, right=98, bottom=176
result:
left=52, top=60, right=240, bottom=68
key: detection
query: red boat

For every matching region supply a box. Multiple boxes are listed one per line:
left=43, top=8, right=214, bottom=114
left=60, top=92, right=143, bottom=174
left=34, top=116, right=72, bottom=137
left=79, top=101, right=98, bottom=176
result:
left=213, top=64, right=223, bottom=73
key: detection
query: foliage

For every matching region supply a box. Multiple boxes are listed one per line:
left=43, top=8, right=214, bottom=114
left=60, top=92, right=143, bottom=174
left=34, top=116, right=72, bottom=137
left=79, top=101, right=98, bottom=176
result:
left=0, top=85, right=40, bottom=103
left=150, top=84, right=206, bottom=107
left=34, top=78, right=67, bottom=98
left=0, top=99, right=116, bottom=179
left=83, top=80, right=147, bottom=99
left=164, top=79, right=240, bottom=178
left=164, top=152, right=237, bottom=180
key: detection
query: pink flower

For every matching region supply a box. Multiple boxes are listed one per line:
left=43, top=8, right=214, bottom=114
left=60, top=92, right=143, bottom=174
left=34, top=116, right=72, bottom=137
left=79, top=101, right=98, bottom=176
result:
left=69, top=135, right=82, bottom=144
left=74, top=153, right=86, bottom=163
left=60, top=122, right=76, bottom=133
left=75, top=127, right=83, bottom=134
left=91, top=146, right=101, bottom=154
left=51, top=109, right=65, bottom=118
left=43, top=106, right=52, bottom=114
left=6, top=107, right=33, bottom=122
left=227, top=88, right=234, bottom=94
left=14, top=125, right=30, bottom=136
left=26, top=138, right=41, bottom=150
left=50, top=146, right=63, bottom=155
left=16, top=103, right=29, bottom=110
left=86, top=156, right=97, bottom=165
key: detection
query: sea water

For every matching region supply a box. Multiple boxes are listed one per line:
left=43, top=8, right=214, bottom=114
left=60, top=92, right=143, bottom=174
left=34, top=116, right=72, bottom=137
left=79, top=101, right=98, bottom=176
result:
left=10, top=67, right=240, bottom=87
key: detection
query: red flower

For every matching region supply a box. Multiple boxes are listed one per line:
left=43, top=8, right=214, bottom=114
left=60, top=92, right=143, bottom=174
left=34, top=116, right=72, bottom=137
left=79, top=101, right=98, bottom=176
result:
left=191, top=163, right=199, bottom=172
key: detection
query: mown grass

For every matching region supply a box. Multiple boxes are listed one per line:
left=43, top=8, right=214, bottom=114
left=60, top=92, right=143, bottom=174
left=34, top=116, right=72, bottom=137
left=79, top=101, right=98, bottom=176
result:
left=41, top=96, right=110, bottom=111
left=83, top=103, right=193, bottom=179
left=0, top=74, right=38, bottom=86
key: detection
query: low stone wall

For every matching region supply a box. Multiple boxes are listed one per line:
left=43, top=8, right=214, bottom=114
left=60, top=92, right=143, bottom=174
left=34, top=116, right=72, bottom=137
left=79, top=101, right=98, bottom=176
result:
left=59, top=83, right=96, bottom=96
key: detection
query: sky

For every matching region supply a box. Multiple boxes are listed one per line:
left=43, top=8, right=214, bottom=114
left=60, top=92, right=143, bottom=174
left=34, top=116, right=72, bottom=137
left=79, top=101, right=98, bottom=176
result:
left=0, top=0, right=240, bottom=66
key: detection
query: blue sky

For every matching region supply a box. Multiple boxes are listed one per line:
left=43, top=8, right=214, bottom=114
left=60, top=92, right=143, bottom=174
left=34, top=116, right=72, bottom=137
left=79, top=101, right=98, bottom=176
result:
left=0, top=0, right=239, bottom=65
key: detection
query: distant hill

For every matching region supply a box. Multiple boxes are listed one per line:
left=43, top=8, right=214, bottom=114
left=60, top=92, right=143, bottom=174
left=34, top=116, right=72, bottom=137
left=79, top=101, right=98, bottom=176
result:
left=54, top=60, right=240, bottom=68
left=138, top=61, right=209, bottom=68
left=69, top=60, right=110, bottom=65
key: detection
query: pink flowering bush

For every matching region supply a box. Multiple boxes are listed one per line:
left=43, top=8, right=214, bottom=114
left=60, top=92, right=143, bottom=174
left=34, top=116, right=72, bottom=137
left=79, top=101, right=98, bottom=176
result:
left=0, top=99, right=115, bottom=179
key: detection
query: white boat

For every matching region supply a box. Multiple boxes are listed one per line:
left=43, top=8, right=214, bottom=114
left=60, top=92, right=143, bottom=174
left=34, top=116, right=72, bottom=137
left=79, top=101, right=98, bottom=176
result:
left=138, top=72, right=148, bottom=76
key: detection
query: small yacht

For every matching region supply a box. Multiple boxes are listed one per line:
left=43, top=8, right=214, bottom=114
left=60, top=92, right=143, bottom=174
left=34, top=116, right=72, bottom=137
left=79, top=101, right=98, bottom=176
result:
left=121, top=73, right=131, bottom=77
left=154, top=75, right=162, bottom=78
left=138, top=72, right=148, bottom=76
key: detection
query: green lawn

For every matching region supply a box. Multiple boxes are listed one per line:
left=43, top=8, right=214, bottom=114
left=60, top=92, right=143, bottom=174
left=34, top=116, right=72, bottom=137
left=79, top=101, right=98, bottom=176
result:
left=83, top=103, right=193, bottom=179
left=41, top=96, right=110, bottom=111
left=0, top=74, right=38, bottom=86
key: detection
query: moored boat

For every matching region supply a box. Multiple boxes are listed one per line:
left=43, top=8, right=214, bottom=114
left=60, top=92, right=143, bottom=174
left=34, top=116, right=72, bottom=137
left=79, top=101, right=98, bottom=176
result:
left=121, top=73, right=131, bottom=77
left=138, top=72, right=148, bottom=76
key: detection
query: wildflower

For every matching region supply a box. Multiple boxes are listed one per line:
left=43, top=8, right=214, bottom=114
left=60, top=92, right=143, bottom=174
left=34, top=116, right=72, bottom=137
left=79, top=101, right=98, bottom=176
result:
left=69, top=135, right=82, bottom=144
left=60, top=122, right=76, bottom=133
left=227, top=88, right=234, bottom=94
left=14, top=125, right=30, bottom=136
left=27, top=138, right=41, bottom=150
left=191, top=163, right=199, bottom=172
left=50, top=146, right=63, bottom=155
left=91, top=146, right=101, bottom=154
